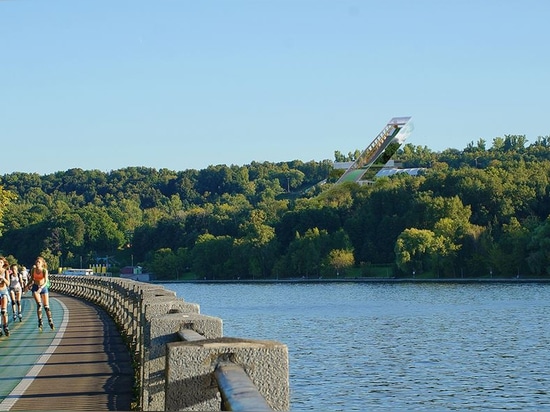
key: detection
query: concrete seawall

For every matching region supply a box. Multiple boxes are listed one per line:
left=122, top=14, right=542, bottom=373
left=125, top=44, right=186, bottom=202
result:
left=50, top=275, right=290, bottom=411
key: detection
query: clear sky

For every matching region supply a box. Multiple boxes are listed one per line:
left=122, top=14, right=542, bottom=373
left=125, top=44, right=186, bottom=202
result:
left=2, top=0, right=549, bottom=176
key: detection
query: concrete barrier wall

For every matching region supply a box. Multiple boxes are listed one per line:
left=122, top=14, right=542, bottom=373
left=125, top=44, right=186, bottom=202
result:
left=50, top=275, right=289, bottom=411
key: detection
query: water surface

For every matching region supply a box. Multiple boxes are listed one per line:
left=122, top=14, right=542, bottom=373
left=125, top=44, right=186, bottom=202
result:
left=166, top=282, right=550, bottom=411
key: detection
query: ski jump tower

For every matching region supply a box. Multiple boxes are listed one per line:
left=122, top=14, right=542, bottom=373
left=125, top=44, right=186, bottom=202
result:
left=335, top=116, right=413, bottom=185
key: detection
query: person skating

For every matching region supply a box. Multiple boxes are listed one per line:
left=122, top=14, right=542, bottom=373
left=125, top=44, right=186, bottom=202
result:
left=0, top=257, right=11, bottom=336
left=9, top=264, right=24, bottom=322
left=20, top=265, right=29, bottom=294
left=30, top=256, right=54, bottom=331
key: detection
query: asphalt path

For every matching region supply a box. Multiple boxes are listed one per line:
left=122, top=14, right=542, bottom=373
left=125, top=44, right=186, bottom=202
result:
left=0, top=291, right=133, bottom=411
left=0, top=293, right=66, bottom=409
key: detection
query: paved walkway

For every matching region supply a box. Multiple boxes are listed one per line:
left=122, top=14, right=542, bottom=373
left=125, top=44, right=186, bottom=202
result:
left=0, top=292, right=134, bottom=411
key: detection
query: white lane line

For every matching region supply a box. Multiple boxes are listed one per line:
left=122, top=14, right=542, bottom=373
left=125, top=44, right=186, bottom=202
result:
left=0, top=298, right=69, bottom=411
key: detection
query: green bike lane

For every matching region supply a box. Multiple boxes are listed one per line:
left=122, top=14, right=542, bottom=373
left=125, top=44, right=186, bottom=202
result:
left=0, top=294, right=67, bottom=409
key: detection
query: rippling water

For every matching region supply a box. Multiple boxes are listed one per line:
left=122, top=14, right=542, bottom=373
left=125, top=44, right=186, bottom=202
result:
left=164, top=281, right=550, bottom=411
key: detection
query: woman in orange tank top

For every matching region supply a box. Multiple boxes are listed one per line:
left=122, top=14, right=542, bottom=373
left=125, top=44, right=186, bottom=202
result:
left=30, top=256, right=54, bottom=331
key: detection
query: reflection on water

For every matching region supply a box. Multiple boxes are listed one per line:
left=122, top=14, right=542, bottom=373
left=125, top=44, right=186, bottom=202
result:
left=166, top=282, right=550, bottom=411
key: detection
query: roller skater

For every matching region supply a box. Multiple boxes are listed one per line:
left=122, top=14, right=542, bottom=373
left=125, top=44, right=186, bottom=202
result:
left=30, top=256, right=54, bottom=331
left=0, top=257, right=11, bottom=336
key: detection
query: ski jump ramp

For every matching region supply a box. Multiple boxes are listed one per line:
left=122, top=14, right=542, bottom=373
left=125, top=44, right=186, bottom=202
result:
left=335, top=116, right=413, bottom=185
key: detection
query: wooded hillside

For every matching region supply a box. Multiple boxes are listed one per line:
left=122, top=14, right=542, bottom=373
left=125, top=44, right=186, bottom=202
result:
left=1, top=134, right=549, bottom=280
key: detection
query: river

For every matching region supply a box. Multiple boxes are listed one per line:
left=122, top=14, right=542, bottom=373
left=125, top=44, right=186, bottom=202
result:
left=164, top=281, right=550, bottom=411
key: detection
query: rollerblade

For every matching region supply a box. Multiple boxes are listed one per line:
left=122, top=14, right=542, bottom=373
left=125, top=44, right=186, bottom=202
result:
left=48, top=318, right=55, bottom=330
left=3, top=325, right=9, bottom=337
left=38, top=319, right=43, bottom=332
left=18, top=313, right=22, bottom=322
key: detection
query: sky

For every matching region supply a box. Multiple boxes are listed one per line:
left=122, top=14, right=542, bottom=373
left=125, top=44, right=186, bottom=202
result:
left=1, top=0, right=549, bottom=176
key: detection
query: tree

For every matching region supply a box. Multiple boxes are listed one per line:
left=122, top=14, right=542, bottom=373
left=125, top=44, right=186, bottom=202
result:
left=526, top=216, right=550, bottom=275
left=314, top=183, right=355, bottom=209
left=191, top=233, right=234, bottom=279
left=148, top=248, right=180, bottom=280
left=78, top=205, right=125, bottom=255
left=395, top=228, right=437, bottom=275
left=494, top=217, right=530, bottom=276
left=39, top=248, right=60, bottom=272
left=327, top=249, right=354, bottom=277
left=0, top=185, right=17, bottom=236
left=240, top=209, right=276, bottom=278
left=503, top=134, right=527, bottom=152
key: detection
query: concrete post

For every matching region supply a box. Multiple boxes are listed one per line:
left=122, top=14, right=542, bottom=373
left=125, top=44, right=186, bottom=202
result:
left=143, top=312, right=223, bottom=411
left=165, top=337, right=289, bottom=411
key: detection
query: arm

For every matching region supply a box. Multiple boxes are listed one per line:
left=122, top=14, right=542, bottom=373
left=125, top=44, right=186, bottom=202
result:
left=0, top=271, right=8, bottom=287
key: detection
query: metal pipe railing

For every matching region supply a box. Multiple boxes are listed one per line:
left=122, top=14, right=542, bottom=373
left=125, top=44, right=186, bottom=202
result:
left=178, top=327, right=274, bottom=411
left=215, top=362, right=273, bottom=412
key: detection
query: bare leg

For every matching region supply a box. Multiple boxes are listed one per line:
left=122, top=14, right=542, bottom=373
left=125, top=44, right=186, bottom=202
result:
left=10, top=292, right=16, bottom=319
left=1, top=296, right=9, bottom=336
left=43, top=293, right=54, bottom=329
left=16, top=290, right=22, bottom=320
left=33, top=290, right=43, bottom=329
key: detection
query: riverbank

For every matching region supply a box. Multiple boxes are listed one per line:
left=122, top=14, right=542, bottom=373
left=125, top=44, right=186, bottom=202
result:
left=153, top=276, right=550, bottom=284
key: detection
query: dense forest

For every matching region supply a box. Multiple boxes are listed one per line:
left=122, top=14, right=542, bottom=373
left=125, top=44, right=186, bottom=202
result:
left=1, top=133, right=549, bottom=280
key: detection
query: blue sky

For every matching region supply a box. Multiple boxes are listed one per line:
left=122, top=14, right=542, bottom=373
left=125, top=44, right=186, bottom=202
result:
left=1, top=0, right=549, bottom=175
